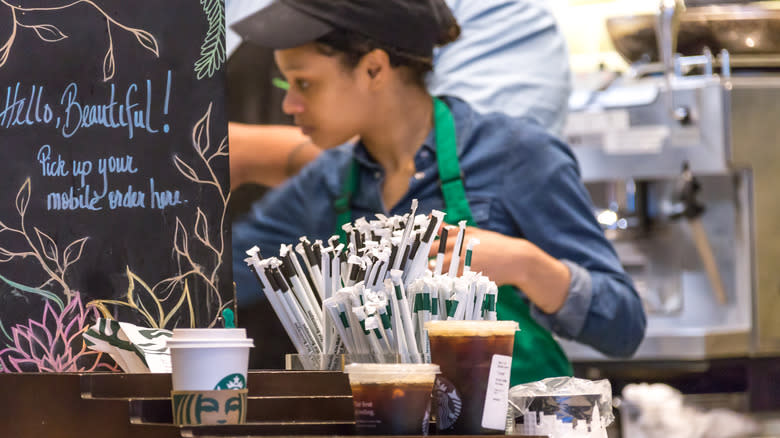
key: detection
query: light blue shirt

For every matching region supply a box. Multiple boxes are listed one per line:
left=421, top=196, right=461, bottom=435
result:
left=226, top=0, right=571, bottom=134
left=233, top=97, right=646, bottom=358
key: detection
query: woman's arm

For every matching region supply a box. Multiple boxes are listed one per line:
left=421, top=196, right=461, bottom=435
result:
left=229, top=122, right=321, bottom=189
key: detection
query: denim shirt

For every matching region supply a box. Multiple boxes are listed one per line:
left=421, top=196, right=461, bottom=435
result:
left=233, top=96, right=646, bottom=358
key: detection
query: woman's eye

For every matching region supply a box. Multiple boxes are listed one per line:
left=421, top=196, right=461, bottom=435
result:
left=296, top=79, right=310, bottom=91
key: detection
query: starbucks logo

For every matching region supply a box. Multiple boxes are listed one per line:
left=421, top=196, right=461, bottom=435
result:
left=433, top=376, right=461, bottom=430
left=214, top=373, right=246, bottom=390
left=422, top=397, right=432, bottom=436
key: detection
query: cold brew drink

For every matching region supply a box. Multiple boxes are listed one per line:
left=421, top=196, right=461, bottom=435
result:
left=344, top=363, right=440, bottom=435
left=425, top=320, right=518, bottom=435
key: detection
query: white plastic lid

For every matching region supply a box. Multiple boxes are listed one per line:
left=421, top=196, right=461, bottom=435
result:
left=343, top=363, right=440, bottom=384
left=424, top=320, right=519, bottom=337
left=171, top=328, right=247, bottom=340
left=166, top=339, right=255, bottom=349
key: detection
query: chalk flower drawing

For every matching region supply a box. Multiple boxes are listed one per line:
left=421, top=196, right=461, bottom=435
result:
left=0, top=178, right=115, bottom=372
left=0, top=0, right=159, bottom=81
left=194, top=0, right=225, bottom=80
left=89, top=102, right=231, bottom=328
left=0, top=103, right=230, bottom=370
left=0, top=292, right=118, bottom=372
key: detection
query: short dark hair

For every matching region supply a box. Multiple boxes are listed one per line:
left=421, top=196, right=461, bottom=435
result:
left=314, top=22, right=459, bottom=88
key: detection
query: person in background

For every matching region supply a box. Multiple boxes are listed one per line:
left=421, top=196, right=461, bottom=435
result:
left=226, top=0, right=572, bottom=189
left=226, top=0, right=572, bottom=370
left=226, top=0, right=573, bottom=370
left=230, top=0, right=645, bottom=385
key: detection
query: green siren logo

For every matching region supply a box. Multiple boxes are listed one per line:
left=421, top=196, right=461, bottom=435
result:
left=215, top=373, right=246, bottom=390
left=171, top=390, right=247, bottom=425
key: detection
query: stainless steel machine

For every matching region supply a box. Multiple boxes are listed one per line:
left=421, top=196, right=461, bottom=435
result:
left=558, top=0, right=780, bottom=411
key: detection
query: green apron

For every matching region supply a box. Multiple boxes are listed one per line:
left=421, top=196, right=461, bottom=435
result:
left=335, top=97, right=573, bottom=386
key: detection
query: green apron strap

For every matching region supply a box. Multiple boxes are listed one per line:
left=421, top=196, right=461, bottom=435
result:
left=433, top=98, right=475, bottom=227
left=335, top=96, right=573, bottom=386
left=335, top=160, right=360, bottom=244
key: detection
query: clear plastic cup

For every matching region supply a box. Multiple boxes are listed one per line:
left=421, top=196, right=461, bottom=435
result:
left=425, top=320, right=518, bottom=435
left=344, top=363, right=440, bottom=435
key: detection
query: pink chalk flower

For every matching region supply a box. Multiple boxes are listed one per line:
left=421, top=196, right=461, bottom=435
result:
left=0, top=292, right=118, bottom=373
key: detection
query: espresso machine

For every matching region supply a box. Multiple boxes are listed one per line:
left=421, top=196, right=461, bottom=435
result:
left=558, top=0, right=780, bottom=411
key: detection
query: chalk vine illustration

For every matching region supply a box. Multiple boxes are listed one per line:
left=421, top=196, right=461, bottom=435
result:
left=0, top=0, right=159, bottom=81
left=194, top=0, right=225, bottom=80
left=89, top=102, right=231, bottom=329
left=0, top=103, right=230, bottom=372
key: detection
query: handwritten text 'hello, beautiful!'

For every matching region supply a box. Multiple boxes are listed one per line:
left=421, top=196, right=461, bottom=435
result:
left=0, top=70, right=173, bottom=139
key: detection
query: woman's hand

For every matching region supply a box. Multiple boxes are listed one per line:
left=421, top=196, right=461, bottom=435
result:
left=428, top=224, right=526, bottom=286
left=428, top=223, right=571, bottom=314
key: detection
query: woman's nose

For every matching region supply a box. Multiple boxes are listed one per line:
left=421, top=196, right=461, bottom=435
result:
left=282, top=91, right=304, bottom=115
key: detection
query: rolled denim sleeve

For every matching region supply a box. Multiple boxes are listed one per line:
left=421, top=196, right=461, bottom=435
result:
left=502, top=124, right=646, bottom=357
left=530, top=259, right=592, bottom=339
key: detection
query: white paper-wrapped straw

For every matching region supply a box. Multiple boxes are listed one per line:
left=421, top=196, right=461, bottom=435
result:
left=383, top=279, right=411, bottom=362
left=296, top=238, right=325, bottom=302
left=331, top=244, right=344, bottom=298
left=448, top=220, right=467, bottom=278
left=407, top=210, right=445, bottom=282
left=463, top=238, right=480, bottom=274
left=390, top=269, right=421, bottom=362
left=281, top=244, right=321, bottom=309
left=486, top=281, right=499, bottom=321
left=246, top=256, right=318, bottom=369
left=269, top=266, right=323, bottom=354
left=473, top=277, right=489, bottom=321
left=393, top=200, right=418, bottom=270
left=279, top=248, right=324, bottom=344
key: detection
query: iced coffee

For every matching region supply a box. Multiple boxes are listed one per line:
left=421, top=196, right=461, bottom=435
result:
left=425, top=320, right=518, bottom=435
left=344, top=363, right=440, bottom=435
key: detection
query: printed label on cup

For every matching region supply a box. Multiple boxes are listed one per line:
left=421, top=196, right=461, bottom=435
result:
left=433, top=375, right=462, bottom=430
left=215, top=373, right=246, bottom=390
left=171, top=389, right=248, bottom=425
left=481, top=354, right=512, bottom=430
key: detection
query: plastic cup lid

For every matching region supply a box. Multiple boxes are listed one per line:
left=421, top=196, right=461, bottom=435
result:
left=171, top=328, right=247, bottom=341
left=424, top=320, right=519, bottom=336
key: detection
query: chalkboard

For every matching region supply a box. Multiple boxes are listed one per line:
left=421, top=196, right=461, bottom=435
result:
left=0, top=0, right=231, bottom=372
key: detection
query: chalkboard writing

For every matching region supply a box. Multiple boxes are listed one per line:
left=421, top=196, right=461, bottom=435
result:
left=0, top=0, right=230, bottom=373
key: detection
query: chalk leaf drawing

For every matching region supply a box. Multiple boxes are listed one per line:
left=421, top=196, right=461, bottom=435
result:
left=1, top=178, right=82, bottom=300
left=0, top=0, right=160, bottom=81
left=194, top=0, right=225, bottom=80
left=89, top=102, right=231, bottom=329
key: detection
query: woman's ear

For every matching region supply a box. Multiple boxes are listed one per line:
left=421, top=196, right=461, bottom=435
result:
left=359, top=49, right=391, bottom=88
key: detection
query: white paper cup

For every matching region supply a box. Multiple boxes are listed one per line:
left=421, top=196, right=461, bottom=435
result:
left=167, top=328, right=254, bottom=391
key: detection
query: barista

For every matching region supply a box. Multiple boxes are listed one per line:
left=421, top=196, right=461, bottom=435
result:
left=231, top=0, right=646, bottom=385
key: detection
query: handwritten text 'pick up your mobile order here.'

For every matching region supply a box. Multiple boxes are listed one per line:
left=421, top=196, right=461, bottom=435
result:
left=1, top=71, right=188, bottom=212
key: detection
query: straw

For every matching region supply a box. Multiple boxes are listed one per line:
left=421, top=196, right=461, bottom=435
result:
left=448, top=220, right=467, bottom=278
left=245, top=199, right=505, bottom=368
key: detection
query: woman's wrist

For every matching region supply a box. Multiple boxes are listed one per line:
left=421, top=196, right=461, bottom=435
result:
left=509, top=239, right=571, bottom=314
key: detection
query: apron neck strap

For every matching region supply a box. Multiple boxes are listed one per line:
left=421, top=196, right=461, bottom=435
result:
left=335, top=96, right=476, bottom=243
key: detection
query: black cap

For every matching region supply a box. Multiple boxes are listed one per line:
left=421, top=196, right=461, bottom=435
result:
left=230, top=0, right=458, bottom=58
